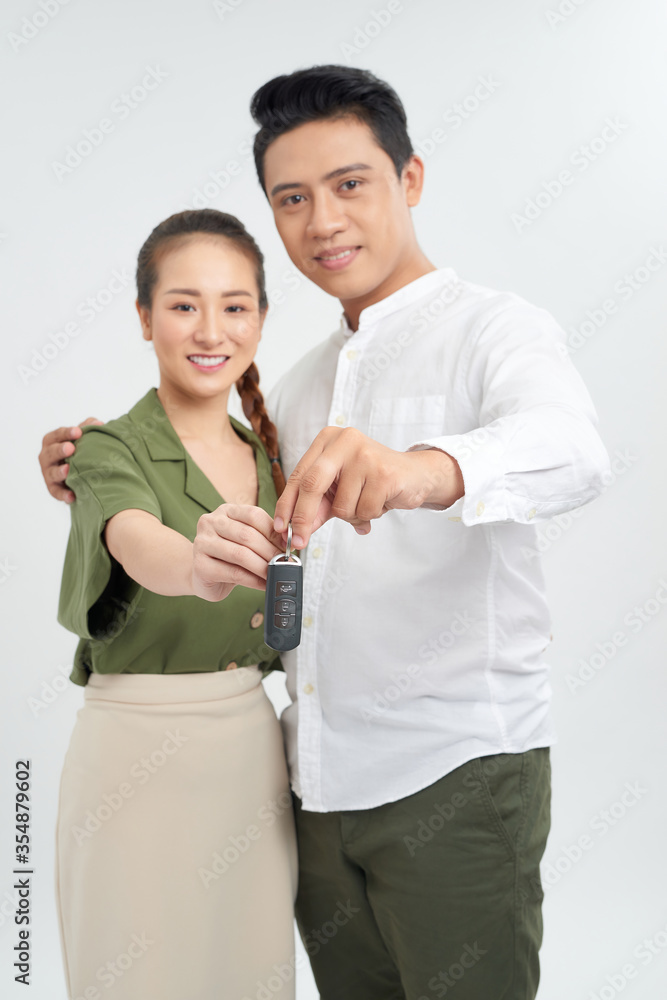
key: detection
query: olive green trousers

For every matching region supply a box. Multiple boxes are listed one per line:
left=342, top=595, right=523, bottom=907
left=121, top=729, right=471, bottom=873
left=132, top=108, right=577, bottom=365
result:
left=292, top=748, right=551, bottom=1000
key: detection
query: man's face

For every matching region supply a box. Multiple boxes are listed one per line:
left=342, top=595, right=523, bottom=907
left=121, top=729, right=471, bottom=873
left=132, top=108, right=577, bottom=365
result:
left=263, top=116, right=423, bottom=310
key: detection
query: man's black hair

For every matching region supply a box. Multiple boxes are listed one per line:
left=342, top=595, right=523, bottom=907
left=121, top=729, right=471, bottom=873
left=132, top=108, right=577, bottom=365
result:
left=250, top=64, right=414, bottom=195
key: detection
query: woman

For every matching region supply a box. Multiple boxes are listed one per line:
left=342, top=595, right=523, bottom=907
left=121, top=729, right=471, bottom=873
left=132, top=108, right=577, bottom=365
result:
left=55, top=209, right=298, bottom=999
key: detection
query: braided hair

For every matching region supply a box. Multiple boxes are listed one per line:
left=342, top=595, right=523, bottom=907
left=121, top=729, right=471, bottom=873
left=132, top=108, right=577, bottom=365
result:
left=135, top=208, right=285, bottom=497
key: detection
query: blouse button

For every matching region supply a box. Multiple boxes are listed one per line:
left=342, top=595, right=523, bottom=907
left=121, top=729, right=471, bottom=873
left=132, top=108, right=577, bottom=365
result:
left=250, top=612, right=264, bottom=629
left=226, top=661, right=238, bottom=671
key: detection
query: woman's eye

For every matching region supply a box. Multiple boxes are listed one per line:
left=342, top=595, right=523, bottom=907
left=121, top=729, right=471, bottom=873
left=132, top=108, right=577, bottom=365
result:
left=173, top=303, right=195, bottom=312
left=225, top=305, right=244, bottom=313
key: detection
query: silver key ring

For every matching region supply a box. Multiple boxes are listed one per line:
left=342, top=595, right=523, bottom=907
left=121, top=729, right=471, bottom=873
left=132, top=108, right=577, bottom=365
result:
left=285, top=520, right=293, bottom=561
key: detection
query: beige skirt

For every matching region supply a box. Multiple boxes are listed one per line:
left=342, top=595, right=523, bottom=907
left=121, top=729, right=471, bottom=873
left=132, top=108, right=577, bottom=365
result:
left=55, top=667, right=298, bottom=1000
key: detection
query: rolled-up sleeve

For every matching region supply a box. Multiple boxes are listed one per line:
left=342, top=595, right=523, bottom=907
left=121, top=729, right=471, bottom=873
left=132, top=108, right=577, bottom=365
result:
left=408, top=301, right=611, bottom=525
left=57, top=427, right=163, bottom=640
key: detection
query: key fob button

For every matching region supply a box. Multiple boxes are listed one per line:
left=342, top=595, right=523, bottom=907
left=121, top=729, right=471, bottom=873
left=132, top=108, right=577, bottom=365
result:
left=275, top=598, right=296, bottom=614
left=274, top=614, right=296, bottom=629
left=276, top=581, right=297, bottom=596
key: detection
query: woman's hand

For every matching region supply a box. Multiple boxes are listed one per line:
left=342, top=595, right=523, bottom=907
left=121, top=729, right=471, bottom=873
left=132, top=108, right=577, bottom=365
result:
left=192, top=504, right=284, bottom=602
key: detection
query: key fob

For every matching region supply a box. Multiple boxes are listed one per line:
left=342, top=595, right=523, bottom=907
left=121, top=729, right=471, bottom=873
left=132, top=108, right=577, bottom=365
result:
left=264, top=553, right=303, bottom=651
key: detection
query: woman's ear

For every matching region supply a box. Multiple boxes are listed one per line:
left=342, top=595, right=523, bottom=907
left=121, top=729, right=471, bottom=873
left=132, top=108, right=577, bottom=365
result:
left=257, top=305, right=269, bottom=340
left=136, top=300, right=152, bottom=340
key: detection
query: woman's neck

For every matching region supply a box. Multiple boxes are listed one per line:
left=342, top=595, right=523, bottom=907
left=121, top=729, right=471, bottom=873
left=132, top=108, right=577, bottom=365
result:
left=156, top=382, right=239, bottom=448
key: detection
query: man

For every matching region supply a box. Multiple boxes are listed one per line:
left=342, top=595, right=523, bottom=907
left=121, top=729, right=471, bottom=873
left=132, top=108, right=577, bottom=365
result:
left=40, top=66, right=609, bottom=999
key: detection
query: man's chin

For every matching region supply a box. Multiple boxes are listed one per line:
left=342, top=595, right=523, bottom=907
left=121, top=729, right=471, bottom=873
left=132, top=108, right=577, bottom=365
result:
left=310, top=269, right=379, bottom=304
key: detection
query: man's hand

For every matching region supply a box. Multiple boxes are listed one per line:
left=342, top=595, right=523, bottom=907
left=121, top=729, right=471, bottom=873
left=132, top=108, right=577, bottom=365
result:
left=192, top=504, right=284, bottom=602
left=39, top=418, right=104, bottom=503
left=273, top=427, right=465, bottom=549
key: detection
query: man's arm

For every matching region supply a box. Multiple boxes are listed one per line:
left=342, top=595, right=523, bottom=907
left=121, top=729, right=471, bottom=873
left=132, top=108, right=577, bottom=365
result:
left=39, top=419, right=104, bottom=502
left=273, top=428, right=464, bottom=549
left=273, top=302, right=610, bottom=547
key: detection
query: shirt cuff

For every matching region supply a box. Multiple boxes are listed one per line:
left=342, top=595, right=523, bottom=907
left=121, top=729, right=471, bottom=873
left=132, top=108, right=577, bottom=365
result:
left=407, top=434, right=511, bottom=525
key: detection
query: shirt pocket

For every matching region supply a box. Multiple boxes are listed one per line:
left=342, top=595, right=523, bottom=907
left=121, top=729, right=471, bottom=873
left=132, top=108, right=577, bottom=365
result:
left=368, top=394, right=447, bottom=452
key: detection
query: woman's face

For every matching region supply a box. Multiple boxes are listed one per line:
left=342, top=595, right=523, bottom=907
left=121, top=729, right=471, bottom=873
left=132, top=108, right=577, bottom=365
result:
left=137, top=236, right=265, bottom=400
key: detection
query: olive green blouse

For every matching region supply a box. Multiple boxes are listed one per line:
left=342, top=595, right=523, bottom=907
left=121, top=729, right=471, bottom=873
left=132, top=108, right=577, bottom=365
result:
left=57, top=387, right=281, bottom=686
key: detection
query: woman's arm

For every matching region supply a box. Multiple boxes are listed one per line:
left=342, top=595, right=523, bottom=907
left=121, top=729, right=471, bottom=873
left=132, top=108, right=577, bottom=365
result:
left=105, top=510, right=196, bottom=597
left=105, top=505, right=284, bottom=602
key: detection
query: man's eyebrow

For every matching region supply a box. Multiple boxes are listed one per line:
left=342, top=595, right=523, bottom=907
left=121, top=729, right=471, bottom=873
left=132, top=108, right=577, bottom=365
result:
left=163, top=288, right=253, bottom=298
left=269, top=163, right=373, bottom=198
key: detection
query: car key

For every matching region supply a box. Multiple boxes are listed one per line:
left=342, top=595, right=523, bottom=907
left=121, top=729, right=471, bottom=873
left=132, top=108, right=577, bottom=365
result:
left=264, top=521, right=303, bottom=651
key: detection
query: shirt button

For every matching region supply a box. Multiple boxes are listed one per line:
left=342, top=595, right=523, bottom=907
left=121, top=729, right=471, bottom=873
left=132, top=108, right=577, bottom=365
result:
left=226, top=661, right=238, bottom=671
left=312, top=547, right=323, bottom=559
left=303, top=683, right=314, bottom=695
left=250, top=611, right=264, bottom=628
left=528, top=508, right=537, bottom=520
left=346, top=349, right=358, bottom=360
left=303, top=615, right=313, bottom=628
left=476, top=501, right=485, bottom=517
left=335, top=414, right=346, bottom=426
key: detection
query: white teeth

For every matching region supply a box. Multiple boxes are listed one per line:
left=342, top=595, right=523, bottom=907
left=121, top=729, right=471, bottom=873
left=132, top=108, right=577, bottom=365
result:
left=189, top=355, right=227, bottom=367
left=321, top=249, right=353, bottom=261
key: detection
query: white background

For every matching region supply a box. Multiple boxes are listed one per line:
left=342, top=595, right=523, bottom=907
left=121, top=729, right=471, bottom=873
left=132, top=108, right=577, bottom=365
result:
left=2, top=0, right=666, bottom=997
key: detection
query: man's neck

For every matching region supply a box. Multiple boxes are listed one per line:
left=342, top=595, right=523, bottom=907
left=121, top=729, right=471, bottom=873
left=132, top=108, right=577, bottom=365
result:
left=341, top=250, right=437, bottom=332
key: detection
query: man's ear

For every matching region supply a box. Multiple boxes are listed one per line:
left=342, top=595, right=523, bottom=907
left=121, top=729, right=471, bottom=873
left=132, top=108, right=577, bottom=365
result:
left=136, top=300, right=152, bottom=340
left=402, top=154, right=426, bottom=208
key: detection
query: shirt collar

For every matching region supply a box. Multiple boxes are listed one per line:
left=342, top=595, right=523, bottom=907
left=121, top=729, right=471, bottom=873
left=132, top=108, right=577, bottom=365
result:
left=129, top=387, right=263, bottom=461
left=128, top=388, right=272, bottom=513
left=340, top=267, right=459, bottom=337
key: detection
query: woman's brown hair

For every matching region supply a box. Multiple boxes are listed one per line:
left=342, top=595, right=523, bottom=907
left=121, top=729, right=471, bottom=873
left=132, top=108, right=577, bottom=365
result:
left=135, top=209, right=285, bottom=497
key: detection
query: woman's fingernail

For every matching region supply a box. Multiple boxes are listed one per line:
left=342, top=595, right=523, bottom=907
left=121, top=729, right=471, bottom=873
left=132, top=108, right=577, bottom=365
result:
left=293, top=535, right=305, bottom=549
left=274, top=516, right=284, bottom=532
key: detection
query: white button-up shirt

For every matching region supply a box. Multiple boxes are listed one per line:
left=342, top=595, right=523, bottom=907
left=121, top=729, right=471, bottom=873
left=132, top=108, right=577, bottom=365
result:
left=268, top=268, right=610, bottom=812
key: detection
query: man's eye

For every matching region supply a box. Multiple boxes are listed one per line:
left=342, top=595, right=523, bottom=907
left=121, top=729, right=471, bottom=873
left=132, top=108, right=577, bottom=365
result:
left=340, top=179, right=361, bottom=191
left=283, top=194, right=304, bottom=206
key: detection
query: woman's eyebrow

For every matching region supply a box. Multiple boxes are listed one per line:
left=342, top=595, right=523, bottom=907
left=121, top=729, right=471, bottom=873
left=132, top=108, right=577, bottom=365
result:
left=163, top=288, right=254, bottom=297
